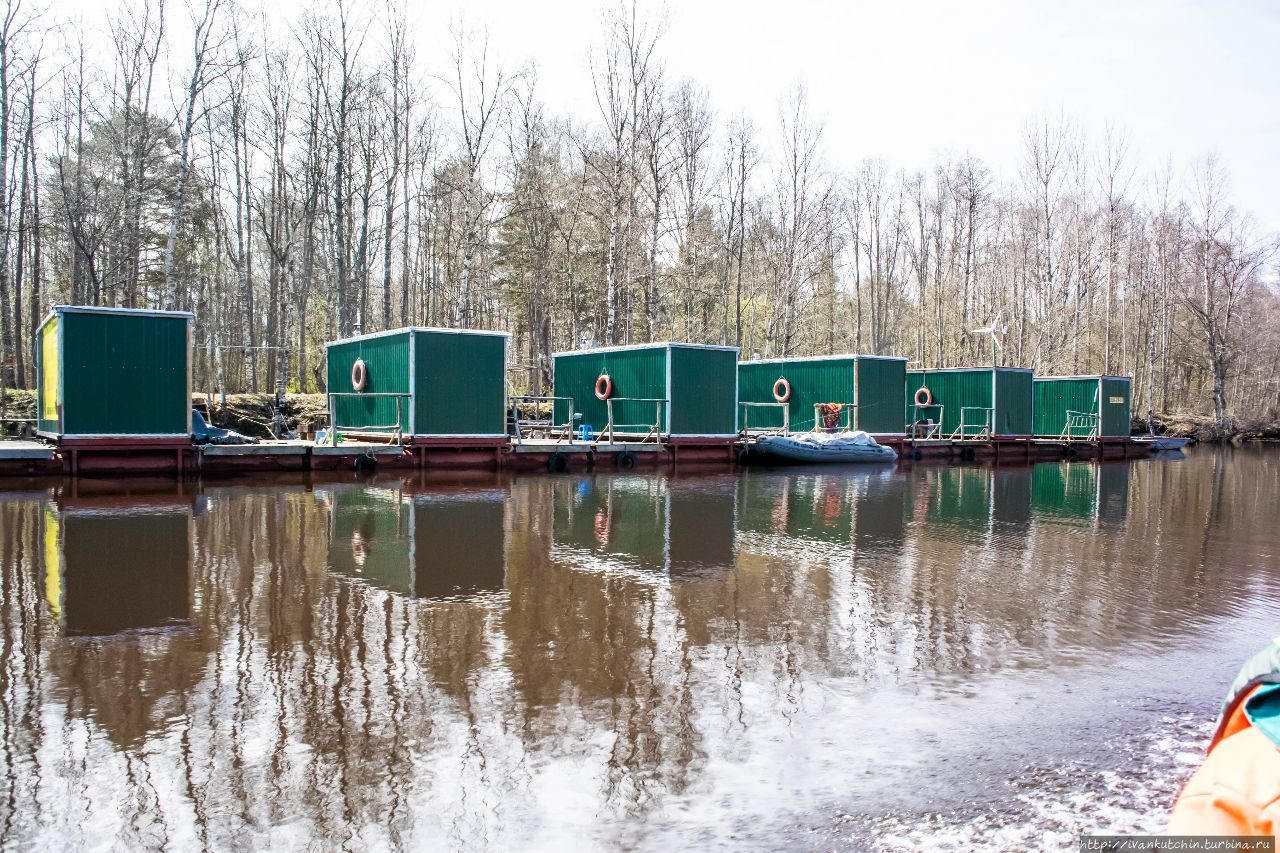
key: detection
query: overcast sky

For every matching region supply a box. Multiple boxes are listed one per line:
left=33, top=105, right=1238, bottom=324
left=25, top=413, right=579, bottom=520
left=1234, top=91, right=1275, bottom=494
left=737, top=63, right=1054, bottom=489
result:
left=60, top=0, right=1280, bottom=232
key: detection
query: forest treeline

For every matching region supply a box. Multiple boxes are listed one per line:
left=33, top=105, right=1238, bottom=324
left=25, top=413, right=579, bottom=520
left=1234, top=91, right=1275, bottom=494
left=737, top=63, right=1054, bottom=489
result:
left=0, top=0, right=1276, bottom=431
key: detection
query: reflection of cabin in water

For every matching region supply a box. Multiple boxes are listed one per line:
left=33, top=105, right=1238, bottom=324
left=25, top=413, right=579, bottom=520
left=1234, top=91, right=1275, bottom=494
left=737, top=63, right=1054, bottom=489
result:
left=1031, top=461, right=1131, bottom=524
left=551, top=476, right=737, bottom=576
left=43, top=502, right=193, bottom=636
left=736, top=468, right=906, bottom=554
left=325, top=485, right=507, bottom=598
left=913, top=466, right=994, bottom=541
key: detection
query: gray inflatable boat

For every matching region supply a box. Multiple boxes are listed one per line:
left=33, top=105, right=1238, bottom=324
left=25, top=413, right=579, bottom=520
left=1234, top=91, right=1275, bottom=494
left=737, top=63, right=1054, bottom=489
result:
left=754, top=431, right=897, bottom=464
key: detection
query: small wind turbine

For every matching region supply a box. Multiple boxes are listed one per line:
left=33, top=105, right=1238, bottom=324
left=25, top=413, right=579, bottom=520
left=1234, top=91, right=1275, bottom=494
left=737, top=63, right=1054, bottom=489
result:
left=968, top=311, right=1007, bottom=368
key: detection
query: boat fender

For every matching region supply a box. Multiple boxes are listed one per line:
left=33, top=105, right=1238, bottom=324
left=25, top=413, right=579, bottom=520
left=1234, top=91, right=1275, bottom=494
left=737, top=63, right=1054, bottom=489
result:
left=913, top=386, right=932, bottom=407
left=354, top=452, right=377, bottom=473
left=548, top=452, right=569, bottom=473
left=352, top=358, right=368, bottom=391
left=912, top=449, right=923, bottom=461
left=773, top=377, right=791, bottom=403
left=616, top=450, right=637, bottom=470
left=595, top=374, right=613, bottom=400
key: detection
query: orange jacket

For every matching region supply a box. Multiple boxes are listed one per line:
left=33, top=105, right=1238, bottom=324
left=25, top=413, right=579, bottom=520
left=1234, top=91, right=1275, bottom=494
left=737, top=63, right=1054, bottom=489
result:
left=1169, top=641, right=1280, bottom=838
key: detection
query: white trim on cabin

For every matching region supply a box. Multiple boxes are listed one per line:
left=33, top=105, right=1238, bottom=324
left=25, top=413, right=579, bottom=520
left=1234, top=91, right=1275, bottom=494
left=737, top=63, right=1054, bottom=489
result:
left=551, top=341, right=740, bottom=358
left=324, top=325, right=511, bottom=348
left=1033, top=374, right=1132, bottom=381
left=908, top=366, right=1034, bottom=373
left=407, top=330, right=417, bottom=435
left=738, top=353, right=908, bottom=365
left=48, top=305, right=196, bottom=320
left=665, top=347, right=673, bottom=433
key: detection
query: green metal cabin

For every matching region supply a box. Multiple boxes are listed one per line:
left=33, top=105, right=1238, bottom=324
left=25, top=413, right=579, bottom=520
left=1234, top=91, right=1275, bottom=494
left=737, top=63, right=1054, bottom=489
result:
left=325, top=327, right=509, bottom=438
left=36, top=306, right=194, bottom=440
left=1032, top=375, right=1132, bottom=438
left=737, top=354, right=907, bottom=434
left=552, top=343, right=739, bottom=438
left=905, top=367, right=1033, bottom=437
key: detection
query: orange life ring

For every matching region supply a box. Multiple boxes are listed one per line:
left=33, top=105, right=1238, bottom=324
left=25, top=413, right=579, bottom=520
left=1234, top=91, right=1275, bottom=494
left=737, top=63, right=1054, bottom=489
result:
left=914, top=386, right=932, bottom=407
left=773, top=377, right=791, bottom=403
left=352, top=358, right=368, bottom=391
left=594, top=374, right=613, bottom=400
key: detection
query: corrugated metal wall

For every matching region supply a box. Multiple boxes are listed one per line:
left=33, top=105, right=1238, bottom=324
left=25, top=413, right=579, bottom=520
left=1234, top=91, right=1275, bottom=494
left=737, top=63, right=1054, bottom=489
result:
left=1032, top=376, right=1129, bottom=437
left=59, top=311, right=189, bottom=436
left=1032, top=378, right=1098, bottom=437
left=737, top=355, right=905, bottom=433
left=855, top=358, right=907, bottom=433
left=738, top=358, right=856, bottom=431
left=412, top=331, right=506, bottom=435
left=669, top=346, right=738, bottom=435
left=994, top=369, right=1033, bottom=435
left=906, top=369, right=993, bottom=436
left=327, top=332, right=412, bottom=434
left=553, top=346, right=669, bottom=434
left=1099, top=377, right=1132, bottom=437
left=906, top=368, right=1030, bottom=436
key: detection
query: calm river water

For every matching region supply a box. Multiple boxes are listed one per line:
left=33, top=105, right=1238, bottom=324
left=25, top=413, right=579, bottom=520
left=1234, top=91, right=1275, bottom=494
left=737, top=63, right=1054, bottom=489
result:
left=0, top=448, right=1277, bottom=851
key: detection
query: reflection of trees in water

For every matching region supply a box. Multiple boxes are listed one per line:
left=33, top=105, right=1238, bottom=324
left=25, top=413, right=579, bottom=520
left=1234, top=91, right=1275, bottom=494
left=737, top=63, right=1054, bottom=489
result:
left=507, top=476, right=707, bottom=823
left=1, top=455, right=1278, bottom=847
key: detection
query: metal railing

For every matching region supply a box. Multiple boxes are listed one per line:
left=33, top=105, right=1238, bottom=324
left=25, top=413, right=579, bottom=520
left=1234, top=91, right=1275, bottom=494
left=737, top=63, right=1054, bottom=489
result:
left=1061, top=410, right=1100, bottom=442
left=326, top=392, right=410, bottom=446
left=908, top=404, right=944, bottom=439
left=508, top=395, right=577, bottom=444
left=598, top=397, right=667, bottom=445
left=811, top=402, right=857, bottom=432
left=739, top=401, right=790, bottom=435
left=952, top=406, right=993, bottom=440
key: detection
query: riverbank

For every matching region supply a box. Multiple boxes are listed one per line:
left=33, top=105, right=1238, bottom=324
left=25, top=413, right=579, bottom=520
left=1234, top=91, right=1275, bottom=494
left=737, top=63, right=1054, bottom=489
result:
left=4, top=385, right=1276, bottom=443
left=1134, top=411, right=1280, bottom=443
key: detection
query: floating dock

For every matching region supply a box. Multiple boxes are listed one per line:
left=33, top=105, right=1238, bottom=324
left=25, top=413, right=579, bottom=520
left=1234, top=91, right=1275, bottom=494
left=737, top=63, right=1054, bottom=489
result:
left=0, top=431, right=1161, bottom=478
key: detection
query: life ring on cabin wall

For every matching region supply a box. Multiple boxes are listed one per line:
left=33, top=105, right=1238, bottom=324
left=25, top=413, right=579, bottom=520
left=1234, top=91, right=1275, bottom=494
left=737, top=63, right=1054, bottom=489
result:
left=773, top=377, right=792, bottom=403
left=594, top=373, right=613, bottom=400
left=352, top=358, right=368, bottom=391
left=913, top=386, right=933, bottom=407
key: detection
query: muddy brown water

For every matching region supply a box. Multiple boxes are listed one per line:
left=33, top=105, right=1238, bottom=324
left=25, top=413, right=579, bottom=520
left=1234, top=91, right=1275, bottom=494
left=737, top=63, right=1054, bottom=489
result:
left=0, top=447, right=1277, bottom=850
